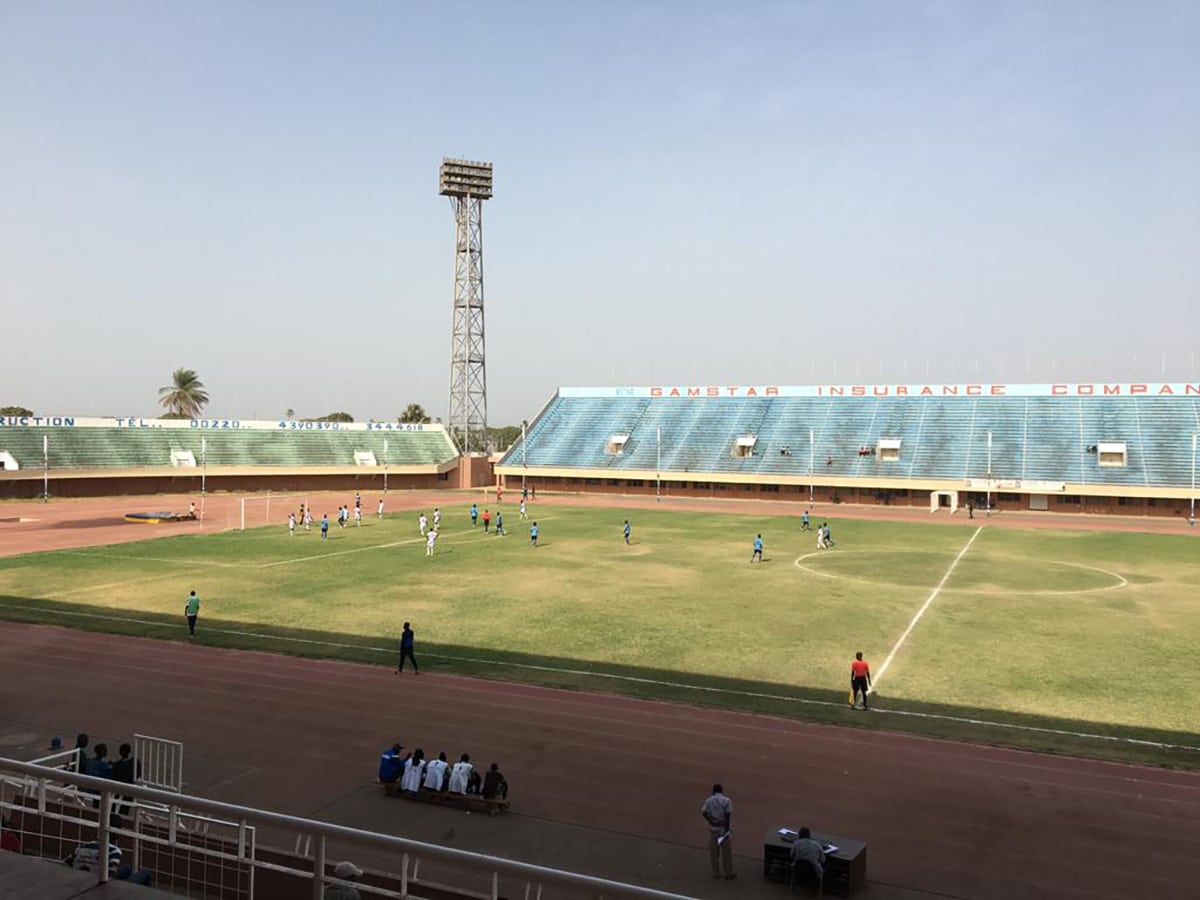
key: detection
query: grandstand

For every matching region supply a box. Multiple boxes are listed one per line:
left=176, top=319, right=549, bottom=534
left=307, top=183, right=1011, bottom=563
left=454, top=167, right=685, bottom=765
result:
left=496, top=382, right=1200, bottom=518
left=0, top=416, right=463, bottom=499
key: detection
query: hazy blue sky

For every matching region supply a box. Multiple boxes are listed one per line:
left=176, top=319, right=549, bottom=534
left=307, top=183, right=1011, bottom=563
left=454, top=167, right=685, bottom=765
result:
left=2, top=1, right=1197, bottom=423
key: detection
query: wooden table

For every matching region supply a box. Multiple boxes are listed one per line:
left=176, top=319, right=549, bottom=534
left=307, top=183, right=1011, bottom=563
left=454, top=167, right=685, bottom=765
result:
left=763, top=827, right=867, bottom=897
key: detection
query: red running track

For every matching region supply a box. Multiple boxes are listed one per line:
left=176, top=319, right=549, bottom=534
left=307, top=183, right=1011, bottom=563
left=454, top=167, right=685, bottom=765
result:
left=1, top=623, right=1197, bottom=899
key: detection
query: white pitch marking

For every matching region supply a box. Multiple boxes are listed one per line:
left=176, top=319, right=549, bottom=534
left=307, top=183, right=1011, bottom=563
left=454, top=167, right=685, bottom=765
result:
left=257, top=517, right=555, bottom=568
left=64, top=550, right=252, bottom=569
left=56, top=572, right=188, bottom=597
left=793, top=548, right=1128, bottom=596
left=56, top=518, right=557, bottom=573
left=870, top=526, right=983, bottom=692
left=2, top=602, right=1197, bottom=754
left=255, top=533, right=448, bottom=567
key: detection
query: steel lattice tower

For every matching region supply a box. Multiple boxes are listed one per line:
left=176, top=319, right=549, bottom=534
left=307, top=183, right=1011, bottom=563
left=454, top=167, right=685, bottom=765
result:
left=440, top=158, right=493, bottom=454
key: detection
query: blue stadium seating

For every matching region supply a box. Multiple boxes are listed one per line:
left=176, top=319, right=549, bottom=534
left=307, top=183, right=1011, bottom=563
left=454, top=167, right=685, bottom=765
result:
left=500, top=392, right=1200, bottom=487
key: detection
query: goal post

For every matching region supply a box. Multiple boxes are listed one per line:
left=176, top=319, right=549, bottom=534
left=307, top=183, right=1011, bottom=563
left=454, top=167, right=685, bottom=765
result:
left=239, top=492, right=308, bottom=531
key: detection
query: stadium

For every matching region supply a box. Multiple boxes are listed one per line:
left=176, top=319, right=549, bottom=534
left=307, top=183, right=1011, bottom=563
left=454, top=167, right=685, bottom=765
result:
left=3, top=6, right=1199, bottom=900
left=4, top=381, right=1197, bottom=518
left=3, top=380, right=1199, bottom=899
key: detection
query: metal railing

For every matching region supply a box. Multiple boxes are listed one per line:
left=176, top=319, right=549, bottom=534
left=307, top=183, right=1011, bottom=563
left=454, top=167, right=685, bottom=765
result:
left=133, top=733, right=184, bottom=792
left=0, top=756, right=694, bottom=900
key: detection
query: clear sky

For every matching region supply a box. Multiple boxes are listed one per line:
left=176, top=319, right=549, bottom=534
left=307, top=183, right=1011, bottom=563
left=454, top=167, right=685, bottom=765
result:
left=2, top=1, right=1197, bottom=424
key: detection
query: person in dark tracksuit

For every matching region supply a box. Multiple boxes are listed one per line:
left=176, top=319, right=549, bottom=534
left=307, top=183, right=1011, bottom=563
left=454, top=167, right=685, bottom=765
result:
left=397, top=622, right=419, bottom=674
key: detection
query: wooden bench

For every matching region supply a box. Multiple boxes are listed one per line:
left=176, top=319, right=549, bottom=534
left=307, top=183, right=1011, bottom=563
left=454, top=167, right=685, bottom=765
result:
left=382, top=782, right=510, bottom=816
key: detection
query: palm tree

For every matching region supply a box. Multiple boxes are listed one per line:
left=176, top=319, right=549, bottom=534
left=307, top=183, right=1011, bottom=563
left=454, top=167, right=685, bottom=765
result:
left=158, top=368, right=210, bottom=418
left=399, top=403, right=431, bottom=424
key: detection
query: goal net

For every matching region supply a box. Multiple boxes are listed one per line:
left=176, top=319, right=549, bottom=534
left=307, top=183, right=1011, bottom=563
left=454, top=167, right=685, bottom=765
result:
left=239, top=493, right=308, bottom=531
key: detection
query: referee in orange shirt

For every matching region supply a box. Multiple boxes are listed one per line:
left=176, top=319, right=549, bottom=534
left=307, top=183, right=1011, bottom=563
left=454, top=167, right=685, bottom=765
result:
left=849, top=651, right=871, bottom=710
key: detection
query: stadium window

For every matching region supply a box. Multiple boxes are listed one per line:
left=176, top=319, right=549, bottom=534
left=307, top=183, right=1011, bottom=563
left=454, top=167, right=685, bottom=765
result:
left=760, top=484, right=780, bottom=493
left=625, top=479, right=643, bottom=487
left=999, top=493, right=1020, bottom=501
left=693, top=481, right=710, bottom=489
left=713, top=483, right=728, bottom=490
left=605, top=433, right=630, bottom=456
left=876, top=438, right=902, bottom=461
left=1096, top=441, right=1128, bottom=467
left=607, top=479, right=620, bottom=486
left=585, top=478, right=600, bottom=485
left=1058, top=495, right=1081, bottom=505
left=1117, top=496, right=1140, bottom=506
left=732, top=434, right=758, bottom=458
left=437, top=472, right=449, bottom=482
left=1148, top=498, right=1158, bottom=507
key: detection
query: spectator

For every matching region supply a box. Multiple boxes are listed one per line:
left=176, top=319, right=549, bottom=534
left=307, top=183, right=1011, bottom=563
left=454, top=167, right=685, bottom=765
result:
left=73, top=734, right=90, bottom=774
left=400, top=749, right=426, bottom=794
left=65, top=841, right=121, bottom=873
left=90, top=743, right=112, bottom=779
left=115, top=864, right=154, bottom=885
left=111, top=743, right=141, bottom=785
left=448, top=754, right=475, bottom=794
left=481, top=763, right=508, bottom=800
left=1, top=817, right=22, bottom=854
left=423, top=752, right=449, bottom=791
left=325, top=860, right=364, bottom=900
left=790, top=826, right=825, bottom=890
left=378, top=743, right=405, bottom=784
left=110, top=742, right=140, bottom=823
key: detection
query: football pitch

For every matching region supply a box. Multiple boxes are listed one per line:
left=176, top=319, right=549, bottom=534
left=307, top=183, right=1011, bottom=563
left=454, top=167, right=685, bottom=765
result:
left=1, top=502, right=1197, bottom=767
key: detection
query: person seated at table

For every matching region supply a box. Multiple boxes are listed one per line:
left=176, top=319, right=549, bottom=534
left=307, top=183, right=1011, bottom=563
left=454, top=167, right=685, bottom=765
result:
left=423, top=752, right=449, bottom=791
left=481, top=762, right=508, bottom=800
left=378, top=743, right=405, bottom=784
left=790, top=826, right=825, bottom=891
left=448, top=754, right=475, bottom=794
left=400, top=749, right=426, bottom=794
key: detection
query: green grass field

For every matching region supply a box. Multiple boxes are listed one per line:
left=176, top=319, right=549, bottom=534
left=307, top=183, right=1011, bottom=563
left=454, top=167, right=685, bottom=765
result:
left=2, top=503, right=1197, bottom=767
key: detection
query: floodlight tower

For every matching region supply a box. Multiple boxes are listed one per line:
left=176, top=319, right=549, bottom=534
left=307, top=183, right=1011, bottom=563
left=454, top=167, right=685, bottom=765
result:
left=440, top=158, right=493, bottom=454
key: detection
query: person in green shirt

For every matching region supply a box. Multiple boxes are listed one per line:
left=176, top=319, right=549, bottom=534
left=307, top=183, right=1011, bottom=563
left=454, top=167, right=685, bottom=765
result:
left=184, top=591, right=200, bottom=637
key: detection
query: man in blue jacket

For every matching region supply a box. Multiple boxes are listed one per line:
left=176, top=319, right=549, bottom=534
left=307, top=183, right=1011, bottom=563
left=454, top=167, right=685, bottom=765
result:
left=379, top=743, right=405, bottom=783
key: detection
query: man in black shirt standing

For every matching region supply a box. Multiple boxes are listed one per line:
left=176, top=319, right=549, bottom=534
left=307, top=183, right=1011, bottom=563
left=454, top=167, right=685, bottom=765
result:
left=397, top=622, right=419, bottom=674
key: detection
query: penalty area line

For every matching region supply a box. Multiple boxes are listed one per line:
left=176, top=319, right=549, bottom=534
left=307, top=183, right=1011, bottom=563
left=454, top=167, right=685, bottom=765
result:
left=1, top=602, right=1197, bottom=755
left=870, top=525, right=983, bottom=693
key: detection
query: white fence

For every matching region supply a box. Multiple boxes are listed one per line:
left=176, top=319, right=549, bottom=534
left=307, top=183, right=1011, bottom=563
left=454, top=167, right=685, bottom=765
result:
left=134, top=734, right=184, bottom=792
left=0, top=757, right=695, bottom=900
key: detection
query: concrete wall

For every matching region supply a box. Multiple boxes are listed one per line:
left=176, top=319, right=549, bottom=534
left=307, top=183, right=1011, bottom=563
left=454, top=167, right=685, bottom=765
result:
left=0, top=469, right=458, bottom=500
left=455, top=454, right=495, bottom=489
left=516, top=475, right=1197, bottom=518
